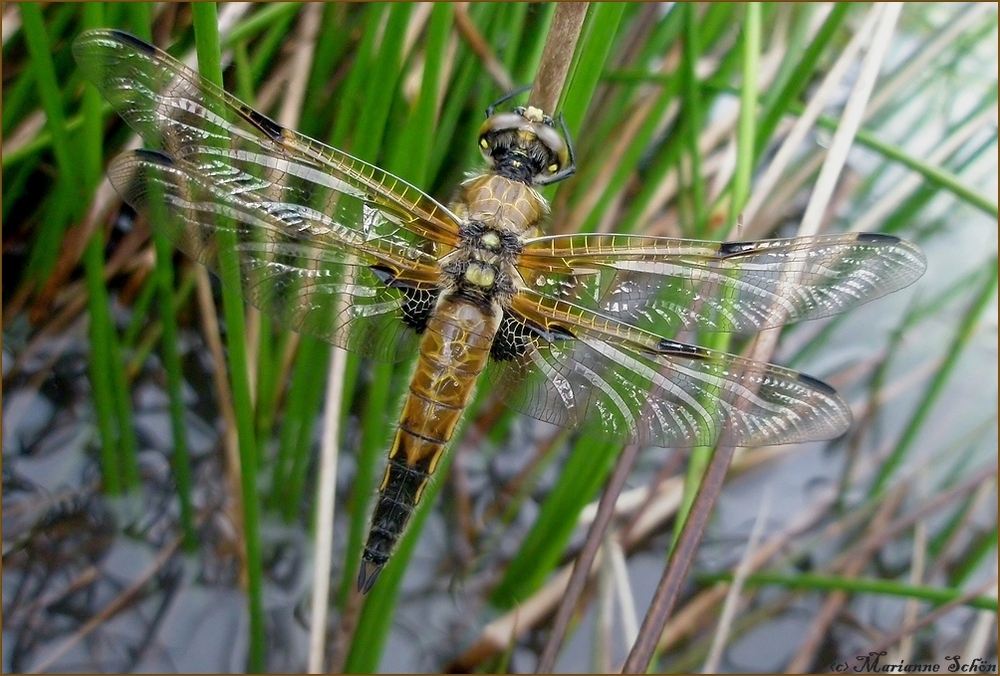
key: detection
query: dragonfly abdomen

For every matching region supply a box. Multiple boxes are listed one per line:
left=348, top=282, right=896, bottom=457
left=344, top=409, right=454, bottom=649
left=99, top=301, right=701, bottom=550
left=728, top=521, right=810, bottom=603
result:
left=359, top=295, right=502, bottom=592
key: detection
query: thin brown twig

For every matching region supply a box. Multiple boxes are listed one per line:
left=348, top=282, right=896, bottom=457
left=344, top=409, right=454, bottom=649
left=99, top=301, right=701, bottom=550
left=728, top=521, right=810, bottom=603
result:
left=194, top=267, right=246, bottom=586
left=786, top=460, right=999, bottom=671
left=535, top=443, right=642, bottom=673
left=701, top=490, right=772, bottom=672
left=444, top=447, right=794, bottom=671
left=863, top=578, right=1000, bottom=661
left=528, top=3, right=589, bottom=116
left=619, top=13, right=906, bottom=667
left=620, top=440, right=737, bottom=673
left=27, top=535, right=185, bottom=673
left=786, top=483, right=909, bottom=673
left=453, top=3, right=515, bottom=93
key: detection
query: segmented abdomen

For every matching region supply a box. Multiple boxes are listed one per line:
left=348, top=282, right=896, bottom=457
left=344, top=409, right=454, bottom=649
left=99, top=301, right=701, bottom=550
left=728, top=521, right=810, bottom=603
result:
left=358, top=295, right=501, bottom=592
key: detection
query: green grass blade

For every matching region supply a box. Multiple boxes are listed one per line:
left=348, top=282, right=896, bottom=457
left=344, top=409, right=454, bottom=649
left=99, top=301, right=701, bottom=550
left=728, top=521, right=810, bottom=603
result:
left=190, top=6, right=266, bottom=670
left=490, top=439, right=620, bottom=607
left=559, top=3, right=625, bottom=137
left=754, top=3, right=852, bottom=161
left=19, top=2, right=80, bottom=278
left=871, top=257, right=998, bottom=496
left=129, top=2, right=198, bottom=547
left=679, top=3, right=707, bottom=234
left=705, top=571, right=999, bottom=612
left=728, top=2, right=760, bottom=230
left=24, top=2, right=135, bottom=494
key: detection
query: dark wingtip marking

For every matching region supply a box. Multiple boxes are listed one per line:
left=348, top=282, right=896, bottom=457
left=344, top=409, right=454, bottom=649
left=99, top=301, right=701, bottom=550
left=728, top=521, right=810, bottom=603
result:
left=856, top=232, right=900, bottom=245
left=656, top=338, right=705, bottom=357
left=243, top=106, right=286, bottom=141
left=108, top=30, right=157, bottom=55
left=548, top=324, right=575, bottom=341
left=357, top=559, right=384, bottom=594
left=796, top=372, right=838, bottom=397
left=716, top=240, right=757, bottom=258
left=133, top=148, right=175, bottom=166
left=525, top=321, right=574, bottom=344
left=369, top=265, right=397, bottom=286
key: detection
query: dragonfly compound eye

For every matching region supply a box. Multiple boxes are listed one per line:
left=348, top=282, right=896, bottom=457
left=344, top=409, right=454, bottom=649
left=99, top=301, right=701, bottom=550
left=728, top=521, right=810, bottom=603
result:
left=479, top=108, right=570, bottom=184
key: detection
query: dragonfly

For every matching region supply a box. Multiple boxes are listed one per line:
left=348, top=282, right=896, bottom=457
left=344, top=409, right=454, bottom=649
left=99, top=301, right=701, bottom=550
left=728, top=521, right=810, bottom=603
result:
left=74, top=29, right=926, bottom=593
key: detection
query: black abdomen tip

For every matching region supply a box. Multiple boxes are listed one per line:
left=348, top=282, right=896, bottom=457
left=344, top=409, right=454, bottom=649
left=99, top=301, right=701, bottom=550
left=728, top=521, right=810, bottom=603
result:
left=357, top=559, right=385, bottom=594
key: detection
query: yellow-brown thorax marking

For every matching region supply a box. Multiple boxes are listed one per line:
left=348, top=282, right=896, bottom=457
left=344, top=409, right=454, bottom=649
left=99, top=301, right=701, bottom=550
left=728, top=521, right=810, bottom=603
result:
left=385, top=174, right=549, bottom=475
left=362, top=174, right=548, bottom=575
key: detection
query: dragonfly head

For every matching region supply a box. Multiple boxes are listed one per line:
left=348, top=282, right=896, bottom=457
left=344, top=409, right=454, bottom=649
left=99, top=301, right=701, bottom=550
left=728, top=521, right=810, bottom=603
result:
left=478, top=105, right=574, bottom=186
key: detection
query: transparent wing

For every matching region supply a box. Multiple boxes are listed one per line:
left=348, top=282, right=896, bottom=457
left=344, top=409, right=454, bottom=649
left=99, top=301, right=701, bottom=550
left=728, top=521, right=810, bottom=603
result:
left=483, top=290, right=852, bottom=448
left=518, top=233, right=926, bottom=335
left=74, top=30, right=458, bottom=360
left=109, top=150, right=439, bottom=361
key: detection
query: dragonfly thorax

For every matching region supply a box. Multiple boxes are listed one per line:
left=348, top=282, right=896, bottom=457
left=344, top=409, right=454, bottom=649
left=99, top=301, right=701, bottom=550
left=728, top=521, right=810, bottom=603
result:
left=442, top=219, right=522, bottom=307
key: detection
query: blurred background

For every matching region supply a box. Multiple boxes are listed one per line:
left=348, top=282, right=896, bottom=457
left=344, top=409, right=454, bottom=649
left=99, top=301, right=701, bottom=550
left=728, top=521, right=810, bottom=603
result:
left=2, top=3, right=997, bottom=673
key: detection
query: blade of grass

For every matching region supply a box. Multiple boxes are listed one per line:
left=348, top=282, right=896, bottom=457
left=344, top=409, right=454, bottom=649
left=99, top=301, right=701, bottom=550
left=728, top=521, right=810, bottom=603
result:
left=800, top=3, right=902, bottom=236
left=334, top=2, right=451, bottom=608
left=535, top=441, right=642, bottom=672
left=701, top=571, right=999, bottom=612
left=490, top=438, right=621, bottom=607
left=625, top=7, right=764, bottom=672
left=19, top=2, right=81, bottom=278
left=840, top=110, right=999, bottom=221
left=679, top=3, right=707, bottom=235
left=870, top=257, right=998, bottom=496
left=223, top=3, right=304, bottom=48
left=190, top=6, right=266, bottom=670
left=342, top=5, right=454, bottom=654
left=741, top=6, right=879, bottom=227
left=22, top=2, right=128, bottom=494
left=727, top=1, right=760, bottom=232
left=753, top=3, right=852, bottom=164
left=345, top=392, right=481, bottom=673
left=308, top=341, right=348, bottom=673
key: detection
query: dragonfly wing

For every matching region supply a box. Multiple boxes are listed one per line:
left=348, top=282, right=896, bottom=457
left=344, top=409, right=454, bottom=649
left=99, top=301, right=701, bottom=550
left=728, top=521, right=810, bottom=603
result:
left=483, top=290, right=852, bottom=448
left=519, top=233, right=926, bottom=335
left=109, top=150, right=438, bottom=361
left=74, top=30, right=457, bottom=360
left=73, top=30, right=461, bottom=247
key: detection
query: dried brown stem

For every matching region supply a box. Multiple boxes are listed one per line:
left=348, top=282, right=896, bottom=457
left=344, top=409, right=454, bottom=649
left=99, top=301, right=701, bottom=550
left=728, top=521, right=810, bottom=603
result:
left=535, top=442, right=642, bottom=673
left=528, top=3, right=589, bottom=115
left=620, top=440, right=737, bottom=673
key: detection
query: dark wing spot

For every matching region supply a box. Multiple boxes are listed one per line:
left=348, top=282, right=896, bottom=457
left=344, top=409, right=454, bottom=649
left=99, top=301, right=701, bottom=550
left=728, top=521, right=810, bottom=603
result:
left=656, top=338, right=706, bottom=357
left=110, top=30, right=157, bottom=55
left=369, top=265, right=435, bottom=333
left=491, top=314, right=574, bottom=361
left=133, top=148, right=175, bottom=166
left=856, top=232, right=899, bottom=245
left=546, top=324, right=575, bottom=341
left=369, top=265, right=397, bottom=286
left=716, top=241, right=759, bottom=258
left=795, top=372, right=838, bottom=396
left=241, top=106, right=286, bottom=142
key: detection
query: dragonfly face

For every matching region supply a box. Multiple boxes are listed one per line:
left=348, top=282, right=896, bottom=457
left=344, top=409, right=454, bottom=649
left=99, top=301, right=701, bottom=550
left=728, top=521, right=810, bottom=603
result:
left=74, top=30, right=927, bottom=593
left=478, top=105, right=574, bottom=185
